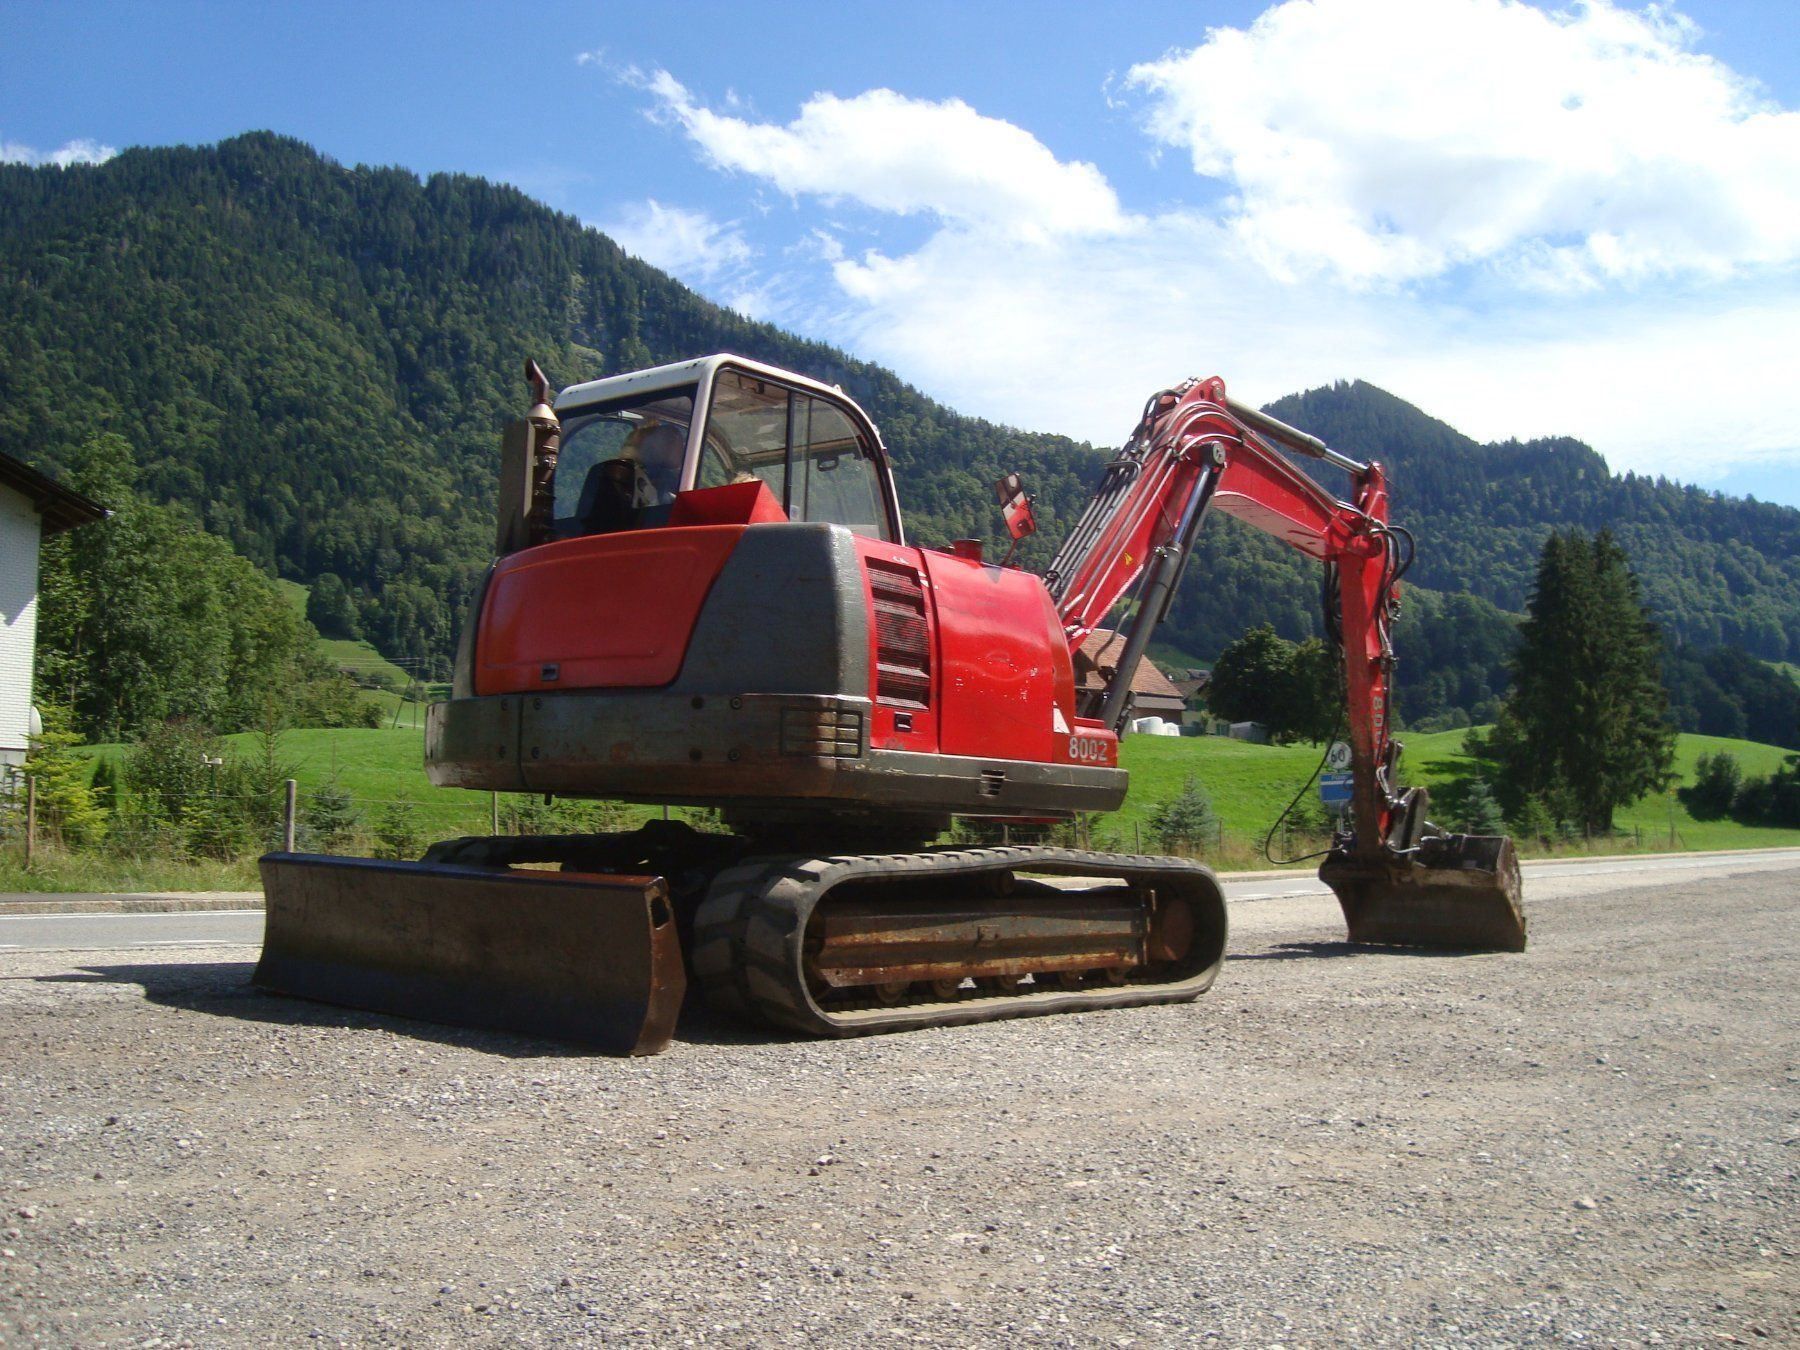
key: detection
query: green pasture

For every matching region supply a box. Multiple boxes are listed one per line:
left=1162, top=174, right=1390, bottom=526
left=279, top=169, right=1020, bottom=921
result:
left=1108, top=728, right=1800, bottom=855
left=51, top=722, right=1797, bottom=894
left=161, top=723, right=1800, bottom=860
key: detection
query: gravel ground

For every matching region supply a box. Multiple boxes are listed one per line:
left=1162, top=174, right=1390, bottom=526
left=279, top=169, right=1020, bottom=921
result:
left=1, top=863, right=1794, bottom=1347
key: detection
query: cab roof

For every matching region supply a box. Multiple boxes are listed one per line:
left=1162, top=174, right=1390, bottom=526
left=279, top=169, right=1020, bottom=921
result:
left=555, top=353, right=867, bottom=427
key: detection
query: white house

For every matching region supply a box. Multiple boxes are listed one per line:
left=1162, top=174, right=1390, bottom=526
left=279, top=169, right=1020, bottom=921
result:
left=0, top=451, right=107, bottom=770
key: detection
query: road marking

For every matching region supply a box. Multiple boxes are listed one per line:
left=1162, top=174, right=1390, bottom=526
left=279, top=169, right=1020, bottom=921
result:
left=15, top=941, right=256, bottom=954
left=0, top=910, right=265, bottom=922
left=1228, top=888, right=1328, bottom=903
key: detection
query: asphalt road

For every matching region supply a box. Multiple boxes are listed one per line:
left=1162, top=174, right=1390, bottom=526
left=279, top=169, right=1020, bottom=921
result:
left=3, top=848, right=1797, bottom=952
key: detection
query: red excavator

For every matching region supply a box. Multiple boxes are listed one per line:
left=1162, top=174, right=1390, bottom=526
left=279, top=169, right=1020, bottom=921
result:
left=257, top=354, right=1525, bottom=1054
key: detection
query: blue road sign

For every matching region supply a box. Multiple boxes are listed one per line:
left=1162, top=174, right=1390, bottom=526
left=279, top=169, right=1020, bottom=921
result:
left=1319, top=772, right=1354, bottom=806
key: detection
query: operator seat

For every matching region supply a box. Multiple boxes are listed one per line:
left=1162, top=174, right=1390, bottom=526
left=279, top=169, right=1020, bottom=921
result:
left=573, top=457, right=643, bottom=535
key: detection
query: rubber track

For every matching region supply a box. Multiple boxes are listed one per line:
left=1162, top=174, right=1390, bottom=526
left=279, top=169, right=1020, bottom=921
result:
left=689, top=846, right=1228, bottom=1038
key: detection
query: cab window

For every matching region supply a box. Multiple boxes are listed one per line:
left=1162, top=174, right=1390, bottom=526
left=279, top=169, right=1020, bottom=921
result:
left=702, top=369, right=891, bottom=539
left=552, top=386, right=696, bottom=536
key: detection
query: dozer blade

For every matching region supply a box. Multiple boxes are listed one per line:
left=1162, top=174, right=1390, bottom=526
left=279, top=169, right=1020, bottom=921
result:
left=1319, top=833, right=1526, bottom=953
left=255, top=854, right=686, bottom=1055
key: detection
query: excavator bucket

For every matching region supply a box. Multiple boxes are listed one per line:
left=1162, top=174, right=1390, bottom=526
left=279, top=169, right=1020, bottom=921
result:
left=1318, top=833, right=1527, bottom=953
left=254, top=854, right=686, bottom=1055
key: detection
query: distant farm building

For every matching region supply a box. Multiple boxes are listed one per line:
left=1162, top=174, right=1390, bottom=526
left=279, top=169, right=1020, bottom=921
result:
left=0, top=452, right=107, bottom=770
left=1074, top=630, right=1189, bottom=729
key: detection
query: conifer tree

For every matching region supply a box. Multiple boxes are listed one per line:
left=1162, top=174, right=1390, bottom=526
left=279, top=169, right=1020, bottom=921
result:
left=1148, top=776, right=1219, bottom=853
left=1484, top=529, right=1675, bottom=832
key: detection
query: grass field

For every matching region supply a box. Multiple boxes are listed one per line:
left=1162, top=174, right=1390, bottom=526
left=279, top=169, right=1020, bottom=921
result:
left=15, top=723, right=1793, bottom=893
left=1109, top=727, right=1800, bottom=855
left=145, top=722, right=1800, bottom=861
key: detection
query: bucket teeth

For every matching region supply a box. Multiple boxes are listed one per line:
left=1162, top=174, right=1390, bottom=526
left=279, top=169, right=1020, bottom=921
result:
left=1319, top=834, right=1527, bottom=953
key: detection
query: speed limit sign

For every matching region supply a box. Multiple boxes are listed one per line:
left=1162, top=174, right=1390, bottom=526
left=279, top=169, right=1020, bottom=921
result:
left=1325, top=740, right=1353, bottom=771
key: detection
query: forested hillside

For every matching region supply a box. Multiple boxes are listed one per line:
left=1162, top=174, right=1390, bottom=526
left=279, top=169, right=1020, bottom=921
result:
left=1265, top=382, right=1800, bottom=659
left=4, top=132, right=1796, bottom=727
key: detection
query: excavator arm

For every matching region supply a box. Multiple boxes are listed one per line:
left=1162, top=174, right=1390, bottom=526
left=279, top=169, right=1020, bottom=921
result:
left=1043, top=376, right=1526, bottom=950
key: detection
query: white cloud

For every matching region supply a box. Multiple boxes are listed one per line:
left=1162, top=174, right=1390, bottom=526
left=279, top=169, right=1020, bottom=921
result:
left=1124, top=0, right=1800, bottom=288
left=610, top=7, right=1800, bottom=492
left=599, top=199, right=753, bottom=284
left=819, top=213, right=1800, bottom=482
left=637, top=70, right=1124, bottom=242
left=0, top=136, right=118, bottom=168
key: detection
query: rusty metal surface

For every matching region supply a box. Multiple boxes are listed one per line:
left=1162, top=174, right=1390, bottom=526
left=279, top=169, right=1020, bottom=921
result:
left=426, top=689, right=1125, bottom=817
left=808, top=887, right=1150, bottom=987
left=1320, top=833, right=1527, bottom=953
left=255, top=854, right=686, bottom=1055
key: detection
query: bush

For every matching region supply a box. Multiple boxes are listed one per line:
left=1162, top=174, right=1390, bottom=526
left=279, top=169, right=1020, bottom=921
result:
left=234, top=718, right=297, bottom=850
left=1148, top=776, right=1219, bottom=853
left=373, top=801, right=424, bottom=860
left=1731, top=755, right=1800, bottom=827
left=1506, top=795, right=1557, bottom=847
left=20, top=703, right=108, bottom=848
left=497, top=795, right=626, bottom=836
left=183, top=795, right=255, bottom=860
left=122, top=719, right=222, bottom=830
left=299, top=782, right=362, bottom=853
left=1679, top=752, right=1743, bottom=820
left=1460, top=779, right=1507, bottom=835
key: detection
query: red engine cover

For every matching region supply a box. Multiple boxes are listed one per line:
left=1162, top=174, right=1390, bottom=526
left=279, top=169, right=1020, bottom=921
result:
left=852, top=538, right=1104, bottom=767
left=921, top=549, right=1080, bottom=763
left=476, top=527, right=745, bottom=694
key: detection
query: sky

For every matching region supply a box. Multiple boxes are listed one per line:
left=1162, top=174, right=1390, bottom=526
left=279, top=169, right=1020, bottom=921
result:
left=4, top=0, right=1799, bottom=506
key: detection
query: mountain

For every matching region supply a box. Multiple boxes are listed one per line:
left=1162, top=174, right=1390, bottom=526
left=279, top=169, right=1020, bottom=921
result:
left=1264, top=382, right=1800, bottom=659
left=4, top=132, right=1796, bottom=728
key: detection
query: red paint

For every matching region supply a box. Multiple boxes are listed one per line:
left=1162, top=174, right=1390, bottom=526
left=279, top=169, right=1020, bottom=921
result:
left=854, top=537, right=941, bottom=754
left=851, top=537, right=1089, bottom=766
left=668, top=479, right=788, bottom=528
left=480, top=519, right=1102, bottom=779
left=1068, top=718, right=1119, bottom=769
left=476, top=527, right=745, bottom=694
left=921, top=548, right=1076, bottom=762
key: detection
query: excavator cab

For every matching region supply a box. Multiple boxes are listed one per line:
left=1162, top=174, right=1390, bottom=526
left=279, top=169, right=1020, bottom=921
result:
left=514, top=359, right=900, bottom=547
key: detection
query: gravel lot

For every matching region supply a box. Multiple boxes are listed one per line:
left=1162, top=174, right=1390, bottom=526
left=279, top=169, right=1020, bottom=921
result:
left=1, top=862, right=1794, bottom=1347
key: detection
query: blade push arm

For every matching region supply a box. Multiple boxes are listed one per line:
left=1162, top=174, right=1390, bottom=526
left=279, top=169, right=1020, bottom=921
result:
left=1045, top=376, right=1411, bottom=862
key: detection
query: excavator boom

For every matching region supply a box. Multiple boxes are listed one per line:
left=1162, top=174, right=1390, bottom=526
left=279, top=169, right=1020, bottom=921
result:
left=1043, top=375, right=1523, bottom=950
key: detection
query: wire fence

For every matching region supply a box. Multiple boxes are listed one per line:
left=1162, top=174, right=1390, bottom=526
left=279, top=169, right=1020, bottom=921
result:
left=0, top=771, right=700, bottom=865
left=0, top=770, right=1688, bottom=869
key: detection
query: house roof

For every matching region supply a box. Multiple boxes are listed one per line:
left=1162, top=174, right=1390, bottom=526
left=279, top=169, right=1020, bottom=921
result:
left=1171, top=671, right=1211, bottom=700
left=0, top=451, right=108, bottom=535
left=1073, top=630, right=1187, bottom=702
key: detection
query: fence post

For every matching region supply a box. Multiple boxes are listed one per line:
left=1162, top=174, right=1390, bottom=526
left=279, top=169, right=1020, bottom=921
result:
left=24, top=775, right=36, bottom=867
left=1133, top=822, right=1141, bottom=853
left=283, top=779, right=297, bottom=852
left=491, top=791, right=500, bottom=835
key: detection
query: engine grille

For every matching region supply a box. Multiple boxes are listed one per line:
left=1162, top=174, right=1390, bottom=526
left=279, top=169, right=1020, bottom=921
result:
left=866, top=560, right=932, bottom=708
